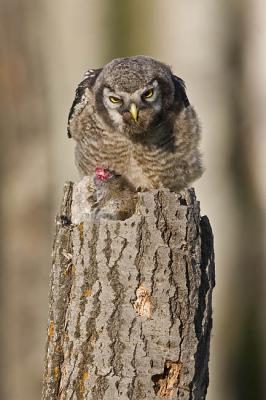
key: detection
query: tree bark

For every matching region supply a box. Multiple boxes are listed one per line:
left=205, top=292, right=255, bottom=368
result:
left=43, top=179, right=215, bottom=400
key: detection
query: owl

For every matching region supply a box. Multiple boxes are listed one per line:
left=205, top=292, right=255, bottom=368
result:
left=67, top=55, right=203, bottom=191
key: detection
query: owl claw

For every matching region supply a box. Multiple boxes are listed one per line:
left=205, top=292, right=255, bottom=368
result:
left=136, top=186, right=148, bottom=192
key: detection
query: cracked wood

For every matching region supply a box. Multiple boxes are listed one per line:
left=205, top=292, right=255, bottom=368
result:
left=42, top=179, right=215, bottom=400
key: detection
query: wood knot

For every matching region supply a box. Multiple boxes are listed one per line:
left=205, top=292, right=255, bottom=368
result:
left=133, top=284, right=153, bottom=319
left=152, top=360, right=182, bottom=398
left=48, top=321, right=55, bottom=338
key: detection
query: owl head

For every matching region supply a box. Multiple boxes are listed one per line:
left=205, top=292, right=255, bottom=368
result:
left=93, top=56, right=189, bottom=137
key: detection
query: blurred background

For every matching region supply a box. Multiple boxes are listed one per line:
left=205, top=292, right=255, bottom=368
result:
left=0, top=1, right=265, bottom=399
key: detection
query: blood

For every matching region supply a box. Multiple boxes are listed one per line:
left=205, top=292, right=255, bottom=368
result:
left=95, top=167, right=113, bottom=181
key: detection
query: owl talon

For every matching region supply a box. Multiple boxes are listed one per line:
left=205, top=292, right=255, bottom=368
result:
left=137, top=186, right=149, bottom=192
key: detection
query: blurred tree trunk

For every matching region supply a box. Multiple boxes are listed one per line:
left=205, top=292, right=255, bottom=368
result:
left=0, top=2, right=52, bottom=399
left=225, top=1, right=264, bottom=399
left=106, top=0, right=152, bottom=60
left=43, top=182, right=215, bottom=400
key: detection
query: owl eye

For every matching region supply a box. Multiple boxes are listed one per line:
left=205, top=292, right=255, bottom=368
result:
left=109, top=95, right=121, bottom=104
left=143, top=88, right=154, bottom=99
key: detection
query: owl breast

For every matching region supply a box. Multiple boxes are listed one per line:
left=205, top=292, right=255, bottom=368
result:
left=124, top=154, right=152, bottom=189
left=76, top=129, right=153, bottom=189
left=99, top=134, right=152, bottom=189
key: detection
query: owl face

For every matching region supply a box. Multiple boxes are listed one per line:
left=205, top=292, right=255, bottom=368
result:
left=101, top=79, right=163, bottom=135
left=94, top=56, right=176, bottom=137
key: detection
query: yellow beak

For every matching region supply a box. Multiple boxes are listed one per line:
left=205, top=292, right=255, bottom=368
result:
left=129, top=103, right=138, bottom=122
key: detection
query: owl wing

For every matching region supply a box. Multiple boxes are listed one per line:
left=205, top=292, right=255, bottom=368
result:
left=67, top=68, right=102, bottom=138
left=172, top=75, right=190, bottom=108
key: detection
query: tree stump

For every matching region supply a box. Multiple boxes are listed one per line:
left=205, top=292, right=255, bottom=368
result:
left=42, top=178, right=215, bottom=400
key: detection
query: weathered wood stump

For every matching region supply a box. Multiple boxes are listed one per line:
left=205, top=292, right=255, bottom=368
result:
left=42, top=179, right=215, bottom=400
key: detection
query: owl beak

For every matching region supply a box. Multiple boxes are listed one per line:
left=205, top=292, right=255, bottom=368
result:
left=129, top=103, right=138, bottom=122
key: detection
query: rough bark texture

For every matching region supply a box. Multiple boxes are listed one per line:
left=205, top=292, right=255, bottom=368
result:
left=43, top=179, right=215, bottom=400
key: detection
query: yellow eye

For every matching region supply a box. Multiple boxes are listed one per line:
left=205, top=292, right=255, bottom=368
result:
left=143, top=88, right=154, bottom=98
left=109, top=96, right=121, bottom=104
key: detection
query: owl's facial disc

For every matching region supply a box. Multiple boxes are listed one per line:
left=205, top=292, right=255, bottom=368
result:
left=102, top=80, right=162, bottom=135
